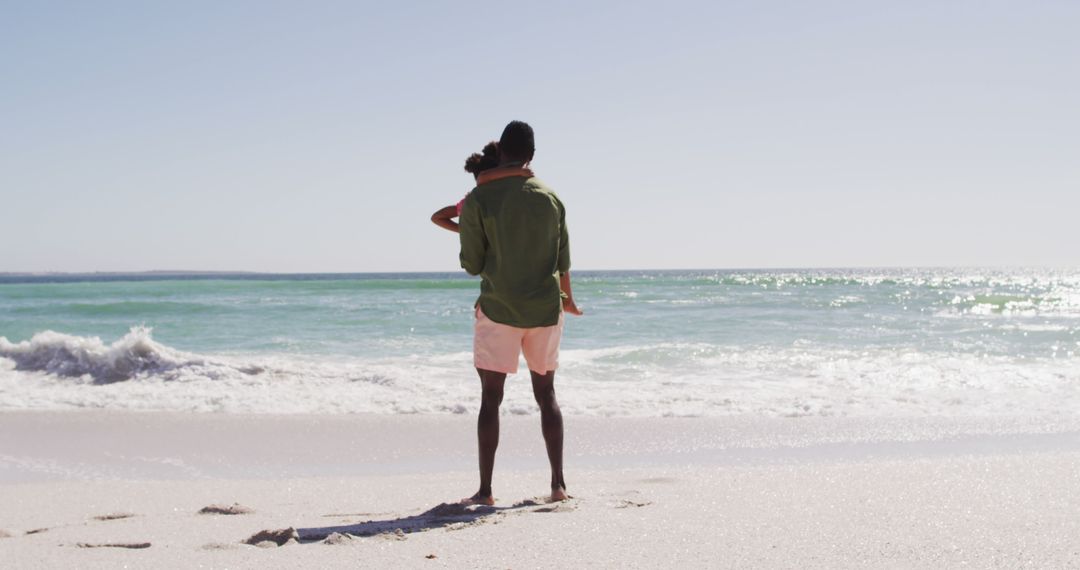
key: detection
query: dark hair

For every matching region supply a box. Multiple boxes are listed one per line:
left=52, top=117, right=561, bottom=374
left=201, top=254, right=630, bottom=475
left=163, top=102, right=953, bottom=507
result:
left=498, top=120, right=535, bottom=162
left=464, top=141, right=500, bottom=175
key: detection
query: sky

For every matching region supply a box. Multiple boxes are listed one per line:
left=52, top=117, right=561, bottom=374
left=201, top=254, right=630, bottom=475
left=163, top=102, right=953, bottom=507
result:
left=2, top=0, right=1078, bottom=273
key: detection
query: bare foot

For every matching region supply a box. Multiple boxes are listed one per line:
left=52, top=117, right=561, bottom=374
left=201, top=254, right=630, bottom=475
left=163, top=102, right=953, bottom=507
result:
left=459, top=493, right=495, bottom=506
left=549, top=487, right=569, bottom=502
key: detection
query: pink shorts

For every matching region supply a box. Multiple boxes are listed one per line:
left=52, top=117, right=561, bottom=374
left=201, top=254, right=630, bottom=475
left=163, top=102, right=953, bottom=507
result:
left=474, top=306, right=564, bottom=374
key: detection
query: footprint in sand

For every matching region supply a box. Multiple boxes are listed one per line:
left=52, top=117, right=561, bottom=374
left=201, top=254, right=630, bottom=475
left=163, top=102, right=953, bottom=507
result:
left=611, top=498, right=652, bottom=509
left=202, top=542, right=239, bottom=551
left=515, top=495, right=577, bottom=509
left=534, top=501, right=578, bottom=513
left=446, top=517, right=498, bottom=532
left=377, top=529, right=407, bottom=541
left=637, top=477, right=677, bottom=484
left=321, top=532, right=356, bottom=545
left=25, top=528, right=49, bottom=535
left=597, top=489, right=654, bottom=508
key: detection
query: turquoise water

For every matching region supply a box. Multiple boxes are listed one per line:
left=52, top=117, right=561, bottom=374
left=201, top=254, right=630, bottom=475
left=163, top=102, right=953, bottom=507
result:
left=1, top=269, right=1078, bottom=417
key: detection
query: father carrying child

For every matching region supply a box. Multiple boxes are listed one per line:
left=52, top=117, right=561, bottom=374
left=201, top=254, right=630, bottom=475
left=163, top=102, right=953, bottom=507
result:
left=458, top=120, right=582, bottom=505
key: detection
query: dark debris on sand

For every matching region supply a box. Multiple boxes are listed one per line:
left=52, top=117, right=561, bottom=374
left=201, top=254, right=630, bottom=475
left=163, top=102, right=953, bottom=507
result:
left=93, top=512, right=137, bottom=521
left=243, top=527, right=299, bottom=547
left=199, top=503, right=254, bottom=515
left=76, top=542, right=151, bottom=549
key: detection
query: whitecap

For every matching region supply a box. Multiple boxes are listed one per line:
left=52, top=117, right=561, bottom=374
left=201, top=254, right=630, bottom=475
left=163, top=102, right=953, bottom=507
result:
left=0, top=327, right=255, bottom=384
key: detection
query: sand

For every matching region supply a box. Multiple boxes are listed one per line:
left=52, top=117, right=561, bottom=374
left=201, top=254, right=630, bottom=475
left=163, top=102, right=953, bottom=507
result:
left=1, top=410, right=1079, bottom=568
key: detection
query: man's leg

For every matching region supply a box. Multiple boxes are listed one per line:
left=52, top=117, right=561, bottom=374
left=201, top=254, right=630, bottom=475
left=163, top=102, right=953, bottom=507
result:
left=465, top=368, right=506, bottom=505
left=530, top=370, right=567, bottom=500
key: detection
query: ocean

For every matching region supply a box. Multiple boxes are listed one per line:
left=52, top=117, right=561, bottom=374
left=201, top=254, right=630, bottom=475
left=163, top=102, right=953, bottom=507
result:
left=1, top=269, right=1077, bottom=418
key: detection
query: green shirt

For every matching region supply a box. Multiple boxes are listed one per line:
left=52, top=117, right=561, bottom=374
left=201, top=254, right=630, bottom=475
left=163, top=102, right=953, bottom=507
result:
left=459, top=176, right=570, bottom=328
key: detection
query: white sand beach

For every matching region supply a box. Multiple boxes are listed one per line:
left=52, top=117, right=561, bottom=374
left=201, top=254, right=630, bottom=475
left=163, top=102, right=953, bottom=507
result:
left=1, top=411, right=1078, bottom=568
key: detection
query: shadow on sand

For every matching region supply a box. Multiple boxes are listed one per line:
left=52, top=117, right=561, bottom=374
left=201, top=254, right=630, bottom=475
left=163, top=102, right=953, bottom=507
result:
left=296, top=501, right=540, bottom=543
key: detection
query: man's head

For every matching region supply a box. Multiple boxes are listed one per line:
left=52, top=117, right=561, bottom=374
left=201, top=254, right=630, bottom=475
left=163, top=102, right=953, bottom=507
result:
left=498, top=120, right=535, bottom=164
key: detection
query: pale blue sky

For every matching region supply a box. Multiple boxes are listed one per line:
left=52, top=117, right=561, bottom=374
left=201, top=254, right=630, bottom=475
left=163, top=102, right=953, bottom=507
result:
left=2, top=1, right=1077, bottom=272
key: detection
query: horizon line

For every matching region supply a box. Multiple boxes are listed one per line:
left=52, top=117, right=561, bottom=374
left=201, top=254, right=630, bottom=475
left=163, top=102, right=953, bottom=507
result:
left=2, top=264, right=1076, bottom=278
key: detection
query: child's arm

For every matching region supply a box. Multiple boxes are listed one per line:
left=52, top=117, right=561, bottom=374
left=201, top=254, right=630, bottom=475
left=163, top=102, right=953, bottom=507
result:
left=560, top=271, right=584, bottom=316
left=430, top=205, right=460, bottom=233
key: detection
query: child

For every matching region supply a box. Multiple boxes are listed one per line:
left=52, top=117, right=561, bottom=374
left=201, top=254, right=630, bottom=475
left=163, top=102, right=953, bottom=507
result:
left=429, top=142, right=500, bottom=233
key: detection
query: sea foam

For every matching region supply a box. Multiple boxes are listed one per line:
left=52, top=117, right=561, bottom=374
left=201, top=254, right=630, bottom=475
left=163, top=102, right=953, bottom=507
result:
left=2, top=327, right=1079, bottom=419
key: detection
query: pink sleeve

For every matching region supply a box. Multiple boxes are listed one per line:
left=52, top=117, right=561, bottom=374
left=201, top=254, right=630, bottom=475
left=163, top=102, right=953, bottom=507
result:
left=456, top=193, right=469, bottom=217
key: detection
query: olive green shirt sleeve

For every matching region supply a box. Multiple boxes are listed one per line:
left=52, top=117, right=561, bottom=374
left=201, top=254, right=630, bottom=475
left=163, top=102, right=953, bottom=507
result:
left=458, top=193, right=486, bottom=276
left=557, top=198, right=571, bottom=273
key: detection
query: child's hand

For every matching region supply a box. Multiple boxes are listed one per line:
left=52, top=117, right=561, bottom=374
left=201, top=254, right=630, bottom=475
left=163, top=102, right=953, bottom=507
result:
left=563, top=297, right=584, bottom=316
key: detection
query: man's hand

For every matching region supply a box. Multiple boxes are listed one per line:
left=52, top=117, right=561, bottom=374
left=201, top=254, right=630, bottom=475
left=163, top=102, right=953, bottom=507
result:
left=562, top=297, right=584, bottom=316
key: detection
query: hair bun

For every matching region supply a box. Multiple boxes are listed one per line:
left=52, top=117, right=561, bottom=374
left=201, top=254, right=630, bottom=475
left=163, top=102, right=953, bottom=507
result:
left=463, top=141, right=501, bottom=174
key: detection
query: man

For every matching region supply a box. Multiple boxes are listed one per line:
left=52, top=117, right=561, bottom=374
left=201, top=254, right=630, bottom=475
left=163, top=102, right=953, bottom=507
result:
left=458, top=120, right=582, bottom=505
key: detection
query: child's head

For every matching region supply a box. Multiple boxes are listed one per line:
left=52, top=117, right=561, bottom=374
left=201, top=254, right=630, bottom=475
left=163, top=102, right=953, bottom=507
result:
left=464, top=141, right=500, bottom=179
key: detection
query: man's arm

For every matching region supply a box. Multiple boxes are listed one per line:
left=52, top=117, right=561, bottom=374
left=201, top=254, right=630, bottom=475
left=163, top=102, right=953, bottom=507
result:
left=560, top=271, right=583, bottom=315
left=458, top=196, right=486, bottom=275
left=555, top=200, right=581, bottom=314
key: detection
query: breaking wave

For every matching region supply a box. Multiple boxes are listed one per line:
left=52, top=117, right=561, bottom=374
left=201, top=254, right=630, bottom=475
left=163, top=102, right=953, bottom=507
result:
left=0, top=327, right=260, bottom=384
